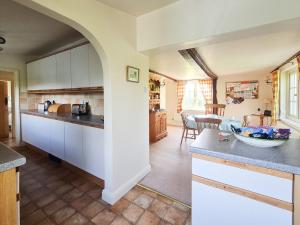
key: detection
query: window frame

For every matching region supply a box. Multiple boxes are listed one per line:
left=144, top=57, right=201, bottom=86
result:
left=285, top=67, right=300, bottom=121
left=182, top=80, right=206, bottom=112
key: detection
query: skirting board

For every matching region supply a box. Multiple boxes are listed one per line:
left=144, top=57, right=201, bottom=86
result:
left=102, top=164, right=151, bottom=205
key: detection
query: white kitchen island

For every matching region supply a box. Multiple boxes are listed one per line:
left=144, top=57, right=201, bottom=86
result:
left=190, top=129, right=300, bottom=225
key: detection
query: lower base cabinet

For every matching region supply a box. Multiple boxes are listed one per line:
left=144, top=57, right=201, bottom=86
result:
left=21, top=114, right=104, bottom=179
left=192, top=180, right=292, bottom=225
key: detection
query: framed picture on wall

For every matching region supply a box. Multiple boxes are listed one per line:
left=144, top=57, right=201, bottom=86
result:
left=126, top=66, right=140, bottom=83
left=225, top=80, right=259, bottom=104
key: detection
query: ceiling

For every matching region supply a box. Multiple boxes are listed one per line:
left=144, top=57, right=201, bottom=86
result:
left=149, top=49, right=208, bottom=80
left=96, top=0, right=178, bottom=16
left=0, top=0, right=83, bottom=59
left=149, top=19, right=300, bottom=80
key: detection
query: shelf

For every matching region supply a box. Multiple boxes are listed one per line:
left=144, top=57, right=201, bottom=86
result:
left=27, top=86, right=104, bottom=94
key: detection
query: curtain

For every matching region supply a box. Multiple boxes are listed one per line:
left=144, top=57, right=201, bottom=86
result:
left=198, top=79, right=213, bottom=104
left=297, top=56, right=300, bottom=74
left=271, top=70, right=280, bottom=125
left=177, top=81, right=185, bottom=113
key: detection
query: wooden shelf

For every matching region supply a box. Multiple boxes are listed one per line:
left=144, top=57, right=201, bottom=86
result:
left=27, top=86, right=104, bottom=95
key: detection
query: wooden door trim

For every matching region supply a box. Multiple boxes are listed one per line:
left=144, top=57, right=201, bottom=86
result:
left=192, top=153, right=293, bottom=180
left=193, top=175, right=293, bottom=212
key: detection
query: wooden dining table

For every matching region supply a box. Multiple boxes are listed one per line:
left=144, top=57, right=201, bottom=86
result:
left=186, top=114, right=242, bottom=132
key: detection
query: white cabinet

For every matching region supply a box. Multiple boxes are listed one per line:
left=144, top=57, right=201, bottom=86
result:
left=40, top=55, right=57, bottom=90
left=192, top=180, right=292, bottom=225
left=64, top=122, right=84, bottom=169
left=27, top=60, right=41, bottom=90
left=49, top=120, right=65, bottom=159
left=21, top=114, right=104, bottom=179
left=88, top=44, right=103, bottom=87
left=56, top=50, right=71, bottom=89
left=27, top=43, right=103, bottom=90
left=71, top=44, right=89, bottom=88
left=83, top=126, right=104, bottom=179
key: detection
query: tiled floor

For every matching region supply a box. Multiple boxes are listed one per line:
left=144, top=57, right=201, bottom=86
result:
left=1, top=139, right=191, bottom=225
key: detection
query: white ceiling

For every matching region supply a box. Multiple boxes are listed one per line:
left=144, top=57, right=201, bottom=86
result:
left=149, top=19, right=300, bottom=80
left=149, top=50, right=208, bottom=80
left=96, top=0, right=178, bottom=16
left=0, top=0, right=83, bottom=59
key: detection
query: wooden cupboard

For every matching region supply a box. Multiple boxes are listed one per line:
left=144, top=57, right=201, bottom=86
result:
left=27, top=43, right=103, bottom=90
left=149, top=111, right=167, bottom=142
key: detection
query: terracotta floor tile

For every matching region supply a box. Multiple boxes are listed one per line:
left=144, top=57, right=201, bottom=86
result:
left=172, top=202, right=190, bottom=212
left=71, top=178, right=86, bottom=187
left=22, top=209, right=47, bottom=225
left=43, top=199, right=67, bottom=215
left=111, top=198, right=130, bottom=214
left=87, top=188, right=102, bottom=199
left=164, top=207, right=188, bottom=225
left=78, top=181, right=97, bottom=192
left=110, top=216, right=132, bottom=225
left=62, top=213, right=89, bottom=225
left=156, top=196, right=173, bottom=206
left=38, top=218, right=56, bottom=225
left=81, top=201, right=105, bottom=219
left=20, top=194, right=31, bottom=207
left=35, top=193, right=57, bottom=208
left=136, top=211, right=160, bottom=225
left=122, top=203, right=144, bottom=224
left=21, top=202, right=38, bottom=218
left=62, top=188, right=84, bottom=202
left=143, top=189, right=158, bottom=199
left=28, top=188, right=51, bottom=201
left=149, top=199, right=169, bottom=219
left=51, top=207, right=76, bottom=224
left=92, top=209, right=116, bottom=225
left=46, top=180, right=65, bottom=190
left=159, top=220, right=172, bottom=225
left=70, top=194, right=93, bottom=210
left=55, top=184, right=73, bottom=195
left=124, top=189, right=140, bottom=202
left=134, top=194, right=154, bottom=209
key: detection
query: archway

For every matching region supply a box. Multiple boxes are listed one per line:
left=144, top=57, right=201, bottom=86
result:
left=14, top=0, right=150, bottom=205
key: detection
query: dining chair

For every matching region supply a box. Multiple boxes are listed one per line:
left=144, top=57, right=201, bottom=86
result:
left=180, top=112, right=198, bottom=145
left=243, top=115, right=252, bottom=127
left=195, top=117, right=222, bottom=134
left=205, top=104, right=226, bottom=116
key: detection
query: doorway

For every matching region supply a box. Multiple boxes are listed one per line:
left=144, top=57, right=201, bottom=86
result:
left=0, top=71, right=16, bottom=140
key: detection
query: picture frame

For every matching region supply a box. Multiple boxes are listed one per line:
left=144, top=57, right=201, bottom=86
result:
left=126, top=66, right=140, bottom=83
left=225, top=80, right=259, bottom=104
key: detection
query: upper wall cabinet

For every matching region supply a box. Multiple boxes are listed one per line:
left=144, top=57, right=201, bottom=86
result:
left=27, top=43, right=103, bottom=91
left=56, top=50, right=71, bottom=89
left=71, top=45, right=89, bottom=88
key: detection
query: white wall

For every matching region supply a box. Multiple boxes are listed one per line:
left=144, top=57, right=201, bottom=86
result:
left=18, top=0, right=150, bottom=204
left=137, top=0, right=300, bottom=51
left=217, top=72, right=273, bottom=122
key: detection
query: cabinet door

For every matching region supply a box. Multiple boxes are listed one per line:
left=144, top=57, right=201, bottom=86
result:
left=192, top=180, right=292, bottom=225
left=88, top=44, right=103, bottom=87
left=71, top=45, right=89, bottom=88
left=83, top=126, right=104, bottom=179
left=33, top=116, right=51, bottom=153
left=39, top=56, right=57, bottom=90
left=56, top=50, right=71, bottom=89
left=49, top=120, right=65, bottom=159
left=64, top=122, right=84, bottom=169
left=27, top=60, right=41, bottom=90
left=21, top=114, right=32, bottom=144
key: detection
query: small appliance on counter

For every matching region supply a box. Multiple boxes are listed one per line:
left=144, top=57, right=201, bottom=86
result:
left=48, top=104, right=71, bottom=114
left=72, top=102, right=90, bottom=115
left=44, top=100, right=52, bottom=111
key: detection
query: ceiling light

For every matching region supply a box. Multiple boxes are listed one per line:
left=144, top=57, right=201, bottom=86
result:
left=0, top=37, right=6, bottom=44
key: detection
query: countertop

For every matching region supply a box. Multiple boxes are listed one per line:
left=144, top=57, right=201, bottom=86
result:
left=22, top=110, right=104, bottom=129
left=190, top=129, right=300, bottom=175
left=0, top=142, right=26, bottom=173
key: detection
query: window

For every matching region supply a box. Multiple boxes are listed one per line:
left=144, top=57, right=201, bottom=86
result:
left=288, top=71, right=298, bottom=117
left=182, top=80, right=206, bottom=111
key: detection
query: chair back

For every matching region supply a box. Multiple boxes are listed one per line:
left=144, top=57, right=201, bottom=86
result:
left=243, top=115, right=252, bottom=127
left=195, top=117, right=222, bottom=133
left=205, top=104, right=226, bottom=116
left=180, top=112, right=189, bottom=129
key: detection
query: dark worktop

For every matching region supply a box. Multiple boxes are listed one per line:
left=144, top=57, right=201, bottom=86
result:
left=190, top=128, right=300, bottom=175
left=0, top=142, right=26, bottom=172
left=21, top=110, right=104, bottom=129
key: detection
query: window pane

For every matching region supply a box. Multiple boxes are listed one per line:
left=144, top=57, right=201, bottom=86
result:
left=289, top=72, right=298, bottom=117
left=182, top=80, right=206, bottom=111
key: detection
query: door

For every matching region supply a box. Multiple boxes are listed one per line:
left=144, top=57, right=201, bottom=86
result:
left=0, top=81, right=9, bottom=138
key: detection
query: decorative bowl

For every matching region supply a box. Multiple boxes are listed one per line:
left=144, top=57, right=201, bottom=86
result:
left=233, top=133, right=286, bottom=148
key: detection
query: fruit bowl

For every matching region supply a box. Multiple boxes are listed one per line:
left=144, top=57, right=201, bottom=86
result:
left=231, top=125, right=289, bottom=148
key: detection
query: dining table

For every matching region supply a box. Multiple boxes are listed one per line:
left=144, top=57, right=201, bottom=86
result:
left=186, top=114, right=242, bottom=131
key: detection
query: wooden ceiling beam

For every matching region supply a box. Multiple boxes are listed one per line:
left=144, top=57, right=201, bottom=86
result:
left=271, top=50, right=300, bottom=73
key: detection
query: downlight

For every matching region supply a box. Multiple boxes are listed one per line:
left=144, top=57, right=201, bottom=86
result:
left=0, top=37, right=6, bottom=44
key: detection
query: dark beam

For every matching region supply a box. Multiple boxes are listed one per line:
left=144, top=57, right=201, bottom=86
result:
left=271, top=50, right=300, bottom=73
left=149, top=69, right=177, bottom=82
left=179, top=48, right=218, bottom=103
